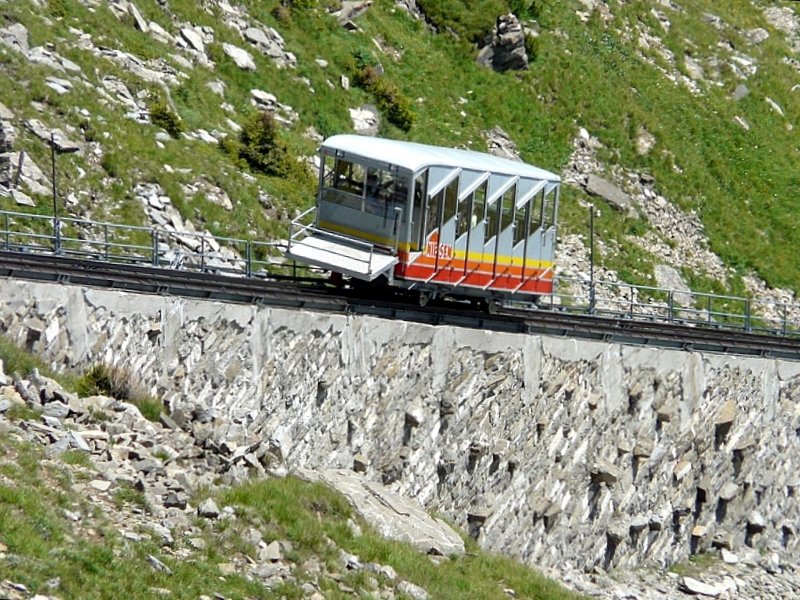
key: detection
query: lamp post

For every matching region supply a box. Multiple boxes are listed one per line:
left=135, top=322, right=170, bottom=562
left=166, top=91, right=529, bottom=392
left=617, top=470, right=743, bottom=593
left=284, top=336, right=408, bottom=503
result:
left=589, top=204, right=595, bottom=312
left=50, top=131, right=60, bottom=254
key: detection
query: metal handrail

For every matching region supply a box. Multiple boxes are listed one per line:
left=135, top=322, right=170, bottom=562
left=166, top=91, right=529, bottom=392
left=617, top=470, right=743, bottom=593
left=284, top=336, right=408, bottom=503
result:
left=1, top=208, right=800, bottom=336
left=287, top=207, right=387, bottom=275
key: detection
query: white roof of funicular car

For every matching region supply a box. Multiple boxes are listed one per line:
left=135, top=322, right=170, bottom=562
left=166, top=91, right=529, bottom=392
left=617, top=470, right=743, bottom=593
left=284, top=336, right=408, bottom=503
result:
left=321, top=134, right=561, bottom=183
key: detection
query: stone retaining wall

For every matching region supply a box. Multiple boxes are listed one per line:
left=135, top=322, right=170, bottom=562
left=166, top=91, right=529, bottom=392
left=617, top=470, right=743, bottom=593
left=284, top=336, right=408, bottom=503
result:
left=2, top=277, right=800, bottom=572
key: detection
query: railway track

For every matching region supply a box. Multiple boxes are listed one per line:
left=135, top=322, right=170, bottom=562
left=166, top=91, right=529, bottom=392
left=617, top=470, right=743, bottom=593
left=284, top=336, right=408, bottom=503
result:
left=1, top=250, right=799, bottom=361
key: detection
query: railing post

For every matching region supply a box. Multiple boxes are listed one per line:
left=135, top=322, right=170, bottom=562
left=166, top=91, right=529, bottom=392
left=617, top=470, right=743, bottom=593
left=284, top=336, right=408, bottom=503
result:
left=152, top=229, right=159, bottom=266
left=668, top=290, right=674, bottom=323
left=200, top=236, right=206, bottom=272
left=245, top=241, right=252, bottom=278
left=4, top=212, right=8, bottom=250
left=707, top=295, right=712, bottom=324
left=783, top=304, right=788, bottom=336
left=369, top=246, right=374, bottom=276
left=104, top=224, right=109, bottom=260
left=629, top=285, right=634, bottom=318
left=53, top=217, right=61, bottom=254
left=589, top=280, right=595, bottom=314
left=744, top=299, right=751, bottom=332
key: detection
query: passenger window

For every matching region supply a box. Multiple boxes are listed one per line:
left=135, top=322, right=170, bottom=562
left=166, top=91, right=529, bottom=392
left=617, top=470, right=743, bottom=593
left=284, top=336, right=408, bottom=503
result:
left=426, top=189, right=442, bottom=236
left=443, top=180, right=458, bottom=226
left=323, top=155, right=335, bottom=186
left=333, top=159, right=365, bottom=196
left=486, top=196, right=501, bottom=242
left=500, top=185, right=515, bottom=234
left=413, top=172, right=427, bottom=250
left=542, top=191, right=552, bottom=227
left=513, top=201, right=528, bottom=246
left=456, top=193, right=471, bottom=239
left=470, top=182, right=486, bottom=230
left=529, top=189, right=543, bottom=233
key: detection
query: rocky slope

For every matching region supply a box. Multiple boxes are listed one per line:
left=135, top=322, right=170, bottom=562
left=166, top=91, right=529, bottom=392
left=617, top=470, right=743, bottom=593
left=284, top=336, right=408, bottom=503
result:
left=5, top=278, right=800, bottom=598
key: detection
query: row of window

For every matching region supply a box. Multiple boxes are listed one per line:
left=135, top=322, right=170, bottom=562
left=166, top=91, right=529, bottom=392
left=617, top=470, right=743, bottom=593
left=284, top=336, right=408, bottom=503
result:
left=425, top=180, right=555, bottom=248
left=323, top=158, right=556, bottom=245
left=328, top=158, right=408, bottom=207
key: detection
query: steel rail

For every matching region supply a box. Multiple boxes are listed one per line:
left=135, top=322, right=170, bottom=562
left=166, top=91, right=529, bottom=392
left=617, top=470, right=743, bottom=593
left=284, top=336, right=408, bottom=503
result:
left=1, top=251, right=799, bottom=361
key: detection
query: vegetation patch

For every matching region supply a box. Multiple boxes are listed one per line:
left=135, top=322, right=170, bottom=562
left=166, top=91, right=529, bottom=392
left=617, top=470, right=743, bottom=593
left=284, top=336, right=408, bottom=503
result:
left=353, top=65, right=416, bottom=131
left=75, top=363, right=162, bottom=421
left=147, top=93, right=184, bottom=139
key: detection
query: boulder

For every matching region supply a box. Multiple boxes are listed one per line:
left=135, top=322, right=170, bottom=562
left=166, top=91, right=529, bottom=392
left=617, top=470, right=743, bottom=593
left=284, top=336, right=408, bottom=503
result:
left=349, top=105, right=379, bottom=136
left=222, top=43, right=255, bottom=70
left=297, top=468, right=465, bottom=556
left=476, top=14, right=528, bottom=72
left=0, top=22, right=29, bottom=54
left=585, top=174, right=633, bottom=212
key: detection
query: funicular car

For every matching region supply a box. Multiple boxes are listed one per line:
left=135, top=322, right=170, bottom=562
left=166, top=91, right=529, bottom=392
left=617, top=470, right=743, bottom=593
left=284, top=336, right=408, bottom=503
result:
left=286, top=134, right=560, bottom=306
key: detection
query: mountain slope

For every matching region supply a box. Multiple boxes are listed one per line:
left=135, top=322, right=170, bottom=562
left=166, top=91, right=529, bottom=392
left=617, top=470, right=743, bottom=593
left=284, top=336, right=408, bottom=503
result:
left=0, top=0, right=797, bottom=295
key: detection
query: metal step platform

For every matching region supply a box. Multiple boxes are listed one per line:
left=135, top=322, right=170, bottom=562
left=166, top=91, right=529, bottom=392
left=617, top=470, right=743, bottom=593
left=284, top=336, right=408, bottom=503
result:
left=286, top=229, right=397, bottom=281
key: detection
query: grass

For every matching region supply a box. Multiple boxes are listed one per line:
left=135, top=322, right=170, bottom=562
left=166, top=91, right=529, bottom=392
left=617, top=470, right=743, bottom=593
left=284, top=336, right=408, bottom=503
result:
left=75, top=363, right=163, bottom=422
left=0, top=433, right=588, bottom=599
left=221, top=477, right=587, bottom=600
left=2, top=0, right=798, bottom=297
left=668, top=552, right=719, bottom=578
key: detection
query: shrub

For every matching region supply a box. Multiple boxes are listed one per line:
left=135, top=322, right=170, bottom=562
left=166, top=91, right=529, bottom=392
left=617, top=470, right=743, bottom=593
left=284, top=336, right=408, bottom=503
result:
left=416, top=0, right=506, bottom=43
left=238, top=111, right=299, bottom=178
left=76, top=363, right=162, bottom=422
left=49, top=0, right=67, bottom=18
left=148, top=95, right=183, bottom=138
left=353, top=67, right=415, bottom=131
left=523, top=32, right=538, bottom=62
left=270, top=4, right=293, bottom=24
left=509, top=0, right=541, bottom=19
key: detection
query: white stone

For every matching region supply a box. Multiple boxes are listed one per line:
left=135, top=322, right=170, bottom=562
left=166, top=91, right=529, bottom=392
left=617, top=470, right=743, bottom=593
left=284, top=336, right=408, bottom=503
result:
left=89, top=479, right=112, bottom=492
left=721, top=549, right=739, bottom=564
left=180, top=28, right=205, bottom=54
left=680, top=577, right=723, bottom=597
left=222, top=43, right=255, bottom=70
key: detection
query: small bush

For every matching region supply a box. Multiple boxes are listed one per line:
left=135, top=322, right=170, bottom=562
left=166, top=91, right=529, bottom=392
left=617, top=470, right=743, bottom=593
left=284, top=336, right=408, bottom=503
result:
left=523, top=33, right=538, bottom=62
left=6, top=404, right=42, bottom=422
left=354, top=67, right=415, bottom=131
left=238, top=111, right=302, bottom=178
left=148, top=96, right=183, bottom=138
left=76, top=363, right=162, bottom=422
left=271, top=4, right=293, bottom=24
left=48, top=0, right=67, bottom=18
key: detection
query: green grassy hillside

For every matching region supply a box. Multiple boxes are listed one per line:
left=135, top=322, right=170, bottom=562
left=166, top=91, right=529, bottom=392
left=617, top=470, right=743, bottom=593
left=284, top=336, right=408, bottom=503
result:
left=0, top=0, right=797, bottom=293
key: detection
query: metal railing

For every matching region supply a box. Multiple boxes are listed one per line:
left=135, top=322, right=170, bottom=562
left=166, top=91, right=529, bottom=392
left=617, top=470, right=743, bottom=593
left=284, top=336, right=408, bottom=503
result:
left=545, top=278, right=800, bottom=337
left=0, top=210, right=285, bottom=279
left=1, top=209, right=800, bottom=337
left=287, top=207, right=383, bottom=277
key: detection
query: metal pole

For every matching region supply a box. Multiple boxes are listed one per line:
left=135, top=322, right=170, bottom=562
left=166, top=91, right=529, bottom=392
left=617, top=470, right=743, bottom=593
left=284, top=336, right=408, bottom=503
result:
left=744, top=299, right=751, bottom=332
left=152, top=229, right=159, bottom=266
left=245, top=241, right=252, bottom=277
left=51, top=132, right=60, bottom=254
left=589, top=205, right=595, bottom=313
